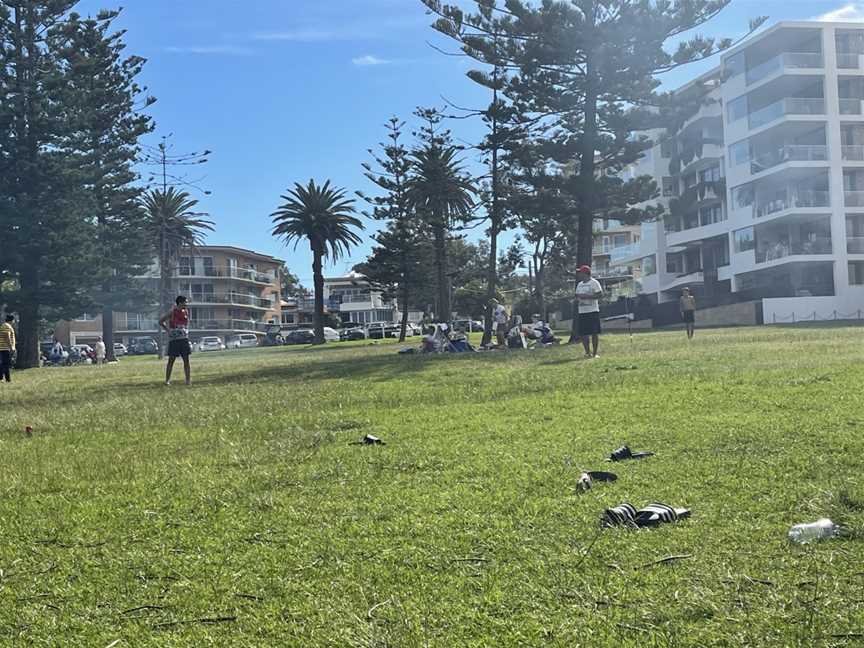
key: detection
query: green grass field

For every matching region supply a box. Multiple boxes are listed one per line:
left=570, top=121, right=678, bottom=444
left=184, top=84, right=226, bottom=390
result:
left=2, top=326, right=864, bottom=647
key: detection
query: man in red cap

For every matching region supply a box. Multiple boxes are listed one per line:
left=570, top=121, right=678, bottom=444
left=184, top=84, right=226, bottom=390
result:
left=575, top=264, right=603, bottom=358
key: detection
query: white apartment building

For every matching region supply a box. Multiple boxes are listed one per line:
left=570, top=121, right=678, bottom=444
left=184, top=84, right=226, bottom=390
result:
left=324, top=272, right=400, bottom=325
left=613, top=21, right=864, bottom=323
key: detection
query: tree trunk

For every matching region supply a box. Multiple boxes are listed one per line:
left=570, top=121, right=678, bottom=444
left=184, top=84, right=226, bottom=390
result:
left=433, top=225, right=450, bottom=323
left=15, top=271, right=40, bottom=369
left=399, top=282, right=410, bottom=343
left=312, top=248, right=325, bottom=344
left=570, top=30, right=598, bottom=343
left=158, top=254, right=170, bottom=359
left=535, top=259, right=546, bottom=323
left=102, top=306, right=115, bottom=362
left=481, top=101, right=501, bottom=347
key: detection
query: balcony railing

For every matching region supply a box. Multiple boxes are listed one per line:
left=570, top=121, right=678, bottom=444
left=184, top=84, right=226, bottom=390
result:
left=754, top=190, right=830, bottom=218
left=845, top=191, right=864, bottom=207
left=748, top=98, right=825, bottom=129
left=840, top=99, right=864, bottom=115
left=842, top=145, right=864, bottom=161
left=847, top=236, right=864, bottom=254
left=838, top=52, right=863, bottom=69
left=755, top=238, right=832, bottom=263
left=746, top=52, right=824, bottom=85
left=189, top=293, right=275, bottom=309
left=750, top=144, right=828, bottom=174
left=118, top=318, right=160, bottom=331
left=176, top=265, right=274, bottom=283
left=188, top=319, right=269, bottom=332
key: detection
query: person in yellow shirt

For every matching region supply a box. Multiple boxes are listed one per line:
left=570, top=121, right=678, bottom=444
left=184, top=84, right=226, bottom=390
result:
left=0, top=314, right=16, bottom=383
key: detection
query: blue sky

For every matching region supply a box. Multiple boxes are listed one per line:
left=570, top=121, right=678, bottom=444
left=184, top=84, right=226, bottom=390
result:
left=74, top=0, right=864, bottom=284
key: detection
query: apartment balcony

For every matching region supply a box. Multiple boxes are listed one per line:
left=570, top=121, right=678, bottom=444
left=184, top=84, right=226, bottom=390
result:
left=755, top=238, right=832, bottom=264
left=840, top=98, right=864, bottom=115
left=117, top=318, right=160, bottom=332
left=190, top=293, right=276, bottom=310
left=748, top=98, right=825, bottom=130
left=848, top=236, right=864, bottom=254
left=749, top=144, right=827, bottom=175
left=745, top=52, right=823, bottom=85
left=838, top=52, right=863, bottom=70
left=188, top=319, right=270, bottom=333
left=176, top=265, right=274, bottom=285
left=754, top=190, right=829, bottom=218
left=664, top=270, right=705, bottom=290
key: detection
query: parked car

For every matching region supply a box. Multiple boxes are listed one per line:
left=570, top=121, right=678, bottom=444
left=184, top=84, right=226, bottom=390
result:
left=285, top=329, right=315, bottom=345
left=226, top=333, right=259, bottom=349
left=197, top=336, right=225, bottom=352
left=366, top=322, right=392, bottom=339
left=113, top=343, right=128, bottom=357
left=340, top=326, right=366, bottom=341
left=129, top=337, right=158, bottom=355
left=322, top=327, right=340, bottom=343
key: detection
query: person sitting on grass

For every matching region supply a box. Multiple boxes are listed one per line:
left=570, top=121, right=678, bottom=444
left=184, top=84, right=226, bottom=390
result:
left=159, top=295, right=192, bottom=386
left=575, top=265, right=603, bottom=358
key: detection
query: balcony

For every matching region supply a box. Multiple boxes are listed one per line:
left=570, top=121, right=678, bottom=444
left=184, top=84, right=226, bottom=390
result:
left=176, top=265, right=274, bottom=284
left=845, top=191, right=864, bottom=207
left=840, top=98, right=864, bottom=115
left=189, top=293, right=275, bottom=309
left=188, top=319, right=270, bottom=332
left=746, top=52, right=823, bottom=85
left=848, top=236, right=864, bottom=254
left=838, top=53, right=862, bottom=69
left=748, top=98, right=825, bottom=130
left=842, top=145, right=864, bottom=161
left=755, top=238, right=832, bottom=263
left=754, top=190, right=830, bottom=218
left=117, top=318, right=160, bottom=332
left=749, top=144, right=827, bottom=174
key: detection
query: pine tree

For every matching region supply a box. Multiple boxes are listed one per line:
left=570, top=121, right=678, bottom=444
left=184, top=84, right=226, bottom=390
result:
left=57, top=8, right=155, bottom=361
left=0, top=0, right=103, bottom=368
left=357, top=117, right=421, bottom=341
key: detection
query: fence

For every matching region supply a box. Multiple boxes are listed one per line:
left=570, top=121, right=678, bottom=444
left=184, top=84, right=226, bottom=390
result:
left=768, top=310, right=864, bottom=324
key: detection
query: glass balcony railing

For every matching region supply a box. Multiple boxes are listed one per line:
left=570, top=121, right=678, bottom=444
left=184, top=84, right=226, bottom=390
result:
left=175, top=265, right=274, bottom=283
left=845, top=191, right=864, bottom=207
left=754, top=190, right=830, bottom=217
left=847, top=236, right=864, bottom=254
left=840, top=99, right=863, bottom=115
left=837, top=52, right=862, bottom=69
left=748, top=98, right=825, bottom=129
left=749, top=144, right=828, bottom=173
left=745, top=52, right=824, bottom=85
left=755, top=238, right=832, bottom=263
left=118, top=318, right=160, bottom=331
left=188, top=293, right=275, bottom=309
left=842, top=145, right=864, bottom=161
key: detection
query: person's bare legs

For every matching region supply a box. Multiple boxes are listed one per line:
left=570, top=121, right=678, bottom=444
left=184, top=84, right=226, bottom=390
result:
left=689, top=323, right=695, bottom=339
left=591, top=334, right=600, bottom=357
left=182, top=356, right=191, bottom=385
left=165, top=356, right=176, bottom=384
left=581, top=335, right=591, bottom=356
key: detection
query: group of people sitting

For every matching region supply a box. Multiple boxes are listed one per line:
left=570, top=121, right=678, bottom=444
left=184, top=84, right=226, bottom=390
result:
left=408, top=316, right=559, bottom=355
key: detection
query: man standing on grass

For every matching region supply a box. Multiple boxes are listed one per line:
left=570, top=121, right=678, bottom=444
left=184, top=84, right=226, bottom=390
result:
left=680, top=287, right=696, bottom=340
left=575, top=265, right=603, bottom=358
left=492, top=298, right=508, bottom=347
left=94, top=336, right=106, bottom=367
left=159, top=295, right=192, bottom=386
left=0, top=314, right=16, bottom=383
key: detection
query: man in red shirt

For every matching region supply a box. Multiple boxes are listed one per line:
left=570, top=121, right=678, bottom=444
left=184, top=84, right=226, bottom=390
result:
left=159, top=295, right=192, bottom=385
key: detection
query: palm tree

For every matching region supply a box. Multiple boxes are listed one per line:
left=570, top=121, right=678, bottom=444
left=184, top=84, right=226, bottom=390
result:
left=271, top=180, right=363, bottom=344
left=141, top=188, right=214, bottom=355
left=406, top=145, right=475, bottom=324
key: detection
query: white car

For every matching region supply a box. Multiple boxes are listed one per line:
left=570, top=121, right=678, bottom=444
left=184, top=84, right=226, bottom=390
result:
left=197, top=336, right=225, bottom=352
left=113, top=343, right=127, bottom=357
left=322, top=327, right=340, bottom=343
left=226, top=333, right=258, bottom=349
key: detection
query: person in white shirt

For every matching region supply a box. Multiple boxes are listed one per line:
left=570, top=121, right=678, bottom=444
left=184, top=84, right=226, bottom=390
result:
left=575, top=265, right=603, bottom=358
left=492, top=299, right=508, bottom=347
left=94, top=336, right=106, bottom=367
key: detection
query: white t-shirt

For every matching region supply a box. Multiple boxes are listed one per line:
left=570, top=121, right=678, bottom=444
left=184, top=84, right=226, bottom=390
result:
left=576, top=277, right=603, bottom=314
left=493, top=304, right=508, bottom=324
left=94, top=341, right=106, bottom=358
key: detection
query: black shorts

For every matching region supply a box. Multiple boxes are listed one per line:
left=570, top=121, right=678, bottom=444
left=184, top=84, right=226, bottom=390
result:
left=682, top=310, right=695, bottom=323
left=168, top=338, right=192, bottom=359
left=578, top=312, right=602, bottom=336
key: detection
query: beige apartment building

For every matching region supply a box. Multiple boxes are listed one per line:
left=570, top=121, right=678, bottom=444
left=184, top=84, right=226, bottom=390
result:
left=56, top=246, right=284, bottom=346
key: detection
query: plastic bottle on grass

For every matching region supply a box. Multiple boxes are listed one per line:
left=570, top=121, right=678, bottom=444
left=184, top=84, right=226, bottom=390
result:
left=788, top=518, right=839, bottom=544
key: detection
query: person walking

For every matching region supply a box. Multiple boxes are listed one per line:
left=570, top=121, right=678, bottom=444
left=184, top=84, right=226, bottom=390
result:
left=0, top=314, right=16, bottom=383
left=94, top=336, right=106, bottom=367
left=575, top=265, right=603, bottom=358
left=159, top=295, right=192, bottom=385
left=492, top=298, right=508, bottom=347
left=680, top=287, right=696, bottom=340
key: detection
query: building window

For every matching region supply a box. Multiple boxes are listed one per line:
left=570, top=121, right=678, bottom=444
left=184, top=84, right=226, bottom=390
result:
left=660, top=139, right=675, bottom=158
left=642, top=255, right=656, bottom=276
left=734, top=227, right=755, bottom=252
left=179, top=256, right=192, bottom=276
left=662, top=176, right=676, bottom=197
left=699, top=165, right=721, bottom=183
left=724, top=52, right=745, bottom=77
left=202, top=257, right=215, bottom=277
left=699, top=205, right=725, bottom=226
left=850, top=261, right=864, bottom=285
left=727, top=95, right=748, bottom=123
left=732, top=184, right=754, bottom=209
left=729, top=139, right=750, bottom=166
left=75, top=313, right=96, bottom=321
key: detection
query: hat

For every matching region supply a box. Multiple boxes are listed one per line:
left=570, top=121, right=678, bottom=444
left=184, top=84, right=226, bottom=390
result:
left=578, top=265, right=591, bottom=274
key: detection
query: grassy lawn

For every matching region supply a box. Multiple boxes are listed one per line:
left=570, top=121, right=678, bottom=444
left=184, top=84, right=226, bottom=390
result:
left=2, top=325, right=864, bottom=647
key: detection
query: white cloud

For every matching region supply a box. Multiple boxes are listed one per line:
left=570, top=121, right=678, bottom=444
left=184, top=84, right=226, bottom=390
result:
left=251, top=30, right=339, bottom=42
left=165, top=45, right=255, bottom=56
left=814, top=3, right=864, bottom=21
left=352, top=55, right=391, bottom=66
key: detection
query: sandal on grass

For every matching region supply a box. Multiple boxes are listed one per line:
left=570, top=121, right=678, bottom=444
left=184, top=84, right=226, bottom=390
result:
left=608, top=445, right=655, bottom=462
left=602, top=502, right=690, bottom=528
left=350, top=434, right=386, bottom=446
left=577, top=470, right=619, bottom=492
